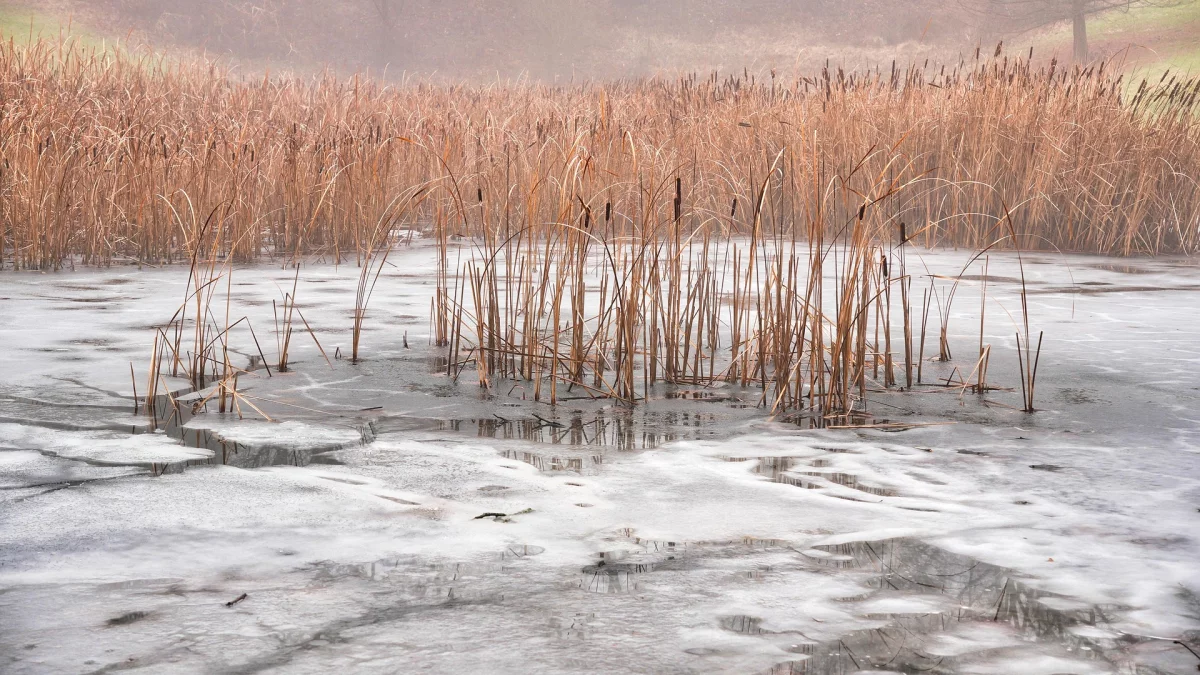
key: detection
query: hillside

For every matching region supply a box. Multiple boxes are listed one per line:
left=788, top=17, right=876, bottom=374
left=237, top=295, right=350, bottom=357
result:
left=1032, top=0, right=1200, bottom=75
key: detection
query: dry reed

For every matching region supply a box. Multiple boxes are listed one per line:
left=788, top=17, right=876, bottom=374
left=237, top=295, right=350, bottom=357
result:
left=0, top=38, right=1197, bottom=272
left=6, top=38, right=1188, bottom=418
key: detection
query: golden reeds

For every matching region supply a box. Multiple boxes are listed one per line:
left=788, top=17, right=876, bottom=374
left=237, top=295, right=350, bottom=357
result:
left=434, top=145, right=933, bottom=418
left=0, top=38, right=1197, bottom=273
left=6, top=38, right=1192, bottom=418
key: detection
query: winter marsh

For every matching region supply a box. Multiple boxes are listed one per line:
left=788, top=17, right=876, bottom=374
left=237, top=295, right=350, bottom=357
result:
left=1, top=37, right=1199, bottom=675
left=1, top=247, right=1199, bottom=673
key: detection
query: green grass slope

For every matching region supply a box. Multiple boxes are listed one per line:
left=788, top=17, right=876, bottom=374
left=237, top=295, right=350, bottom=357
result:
left=1034, top=0, right=1200, bottom=75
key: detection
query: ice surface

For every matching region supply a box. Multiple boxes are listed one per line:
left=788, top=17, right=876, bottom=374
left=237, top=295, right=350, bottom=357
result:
left=182, top=418, right=366, bottom=451
left=0, top=245, right=1198, bottom=673
left=0, top=423, right=213, bottom=465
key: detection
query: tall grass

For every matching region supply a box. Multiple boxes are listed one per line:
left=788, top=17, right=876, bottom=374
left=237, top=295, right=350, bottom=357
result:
left=6, top=38, right=1195, bottom=417
left=439, top=153, right=927, bottom=418
left=0, top=38, right=1197, bottom=272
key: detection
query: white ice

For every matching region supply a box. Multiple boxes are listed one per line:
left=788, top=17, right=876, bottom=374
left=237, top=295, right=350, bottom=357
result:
left=0, top=244, right=1197, bottom=673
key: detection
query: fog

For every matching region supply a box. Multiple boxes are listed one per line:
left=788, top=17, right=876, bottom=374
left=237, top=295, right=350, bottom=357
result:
left=92, top=0, right=991, bottom=79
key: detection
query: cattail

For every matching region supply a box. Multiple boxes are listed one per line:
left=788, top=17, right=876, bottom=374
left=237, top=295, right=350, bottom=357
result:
left=674, top=177, right=682, bottom=223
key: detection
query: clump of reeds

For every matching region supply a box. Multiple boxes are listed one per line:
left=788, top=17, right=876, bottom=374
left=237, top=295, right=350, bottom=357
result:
left=144, top=194, right=272, bottom=420
left=350, top=184, right=430, bottom=363
left=274, top=265, right=330, bottom=372
left=430, top=145, right=938, bottom=419
left=275, top=267, right=301, bottom=372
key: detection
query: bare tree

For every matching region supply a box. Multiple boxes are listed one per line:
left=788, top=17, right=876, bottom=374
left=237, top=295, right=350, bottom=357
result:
left=964, top=0, right=1182, bottom=61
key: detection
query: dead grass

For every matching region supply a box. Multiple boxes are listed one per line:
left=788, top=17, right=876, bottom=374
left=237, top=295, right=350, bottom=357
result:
left=0, top=38, right=1196, bottom=271
left=4, top=38, right=1193, bottom=416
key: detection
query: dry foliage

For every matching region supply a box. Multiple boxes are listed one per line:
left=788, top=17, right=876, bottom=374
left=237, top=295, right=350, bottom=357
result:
left=3, top=38, right=1191, bottom=416
left=0, top=38, right=1197, bottom=270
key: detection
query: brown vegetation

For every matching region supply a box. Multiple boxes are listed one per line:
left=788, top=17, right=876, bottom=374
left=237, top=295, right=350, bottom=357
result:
left=2, top=38, right=1193, bottom=417
left=1, top=37, right=1197, bottom=272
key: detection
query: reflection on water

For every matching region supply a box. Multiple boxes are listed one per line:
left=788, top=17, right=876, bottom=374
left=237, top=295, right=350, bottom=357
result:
left=802, top=472, right=897, bottom=497
left=745, top=456, right=824, bottom=489
left=434, top=414, right=683, bottom=450
left=1091, top=263, right=1157, bottom=275
left=721, top=614, right=767, bottom=634
left=543, top=529, right=1162, bottom=673
left=775, top=412, right=888, bottom=430
left=754, top=538, right=1127, bottom=674
left=143, top=393, right=361, bottom=473
left=579, top=565, right=647, bottom=594
left=314, top=544, right=546, bottom=586
left=499, top=449, right=603, bottom=475
left=291, top=529, right=1149, bottom=671
left=571, top=532, right=1142, bottom=672
left=0, top=391, right=359, bottom=474
left=1, top=385, right=370, bottom=477
left=725, top=455, right=898, bottom=499
left=662, top=390, right=732, bottom=401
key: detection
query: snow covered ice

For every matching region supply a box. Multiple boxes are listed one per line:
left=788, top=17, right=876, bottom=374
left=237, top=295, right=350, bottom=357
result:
left=1, top=245, right=1198, bottom=673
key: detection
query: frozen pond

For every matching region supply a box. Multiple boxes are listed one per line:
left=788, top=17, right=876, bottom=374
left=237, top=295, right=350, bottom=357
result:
left=1, top=245, right=1198, bottom=674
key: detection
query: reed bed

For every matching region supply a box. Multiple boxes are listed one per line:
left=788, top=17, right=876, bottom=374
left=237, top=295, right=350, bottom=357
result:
left=1, top=38, right=1198, bottom=271
left=5, top=38, right=1184, bottom=416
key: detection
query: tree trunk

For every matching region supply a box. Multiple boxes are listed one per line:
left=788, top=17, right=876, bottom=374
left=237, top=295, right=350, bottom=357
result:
left=1072, top=1, right=1088, bottom=62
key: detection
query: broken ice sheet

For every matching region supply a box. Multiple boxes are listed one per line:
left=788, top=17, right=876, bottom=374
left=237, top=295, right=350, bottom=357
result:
left=0, top=249, right=1197, bottom=673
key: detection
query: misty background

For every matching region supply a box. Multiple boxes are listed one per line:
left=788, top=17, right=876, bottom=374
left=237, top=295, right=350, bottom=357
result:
left=44, top=0, right=994, bottom=78
left=9, top=1, right=1193, bottom=78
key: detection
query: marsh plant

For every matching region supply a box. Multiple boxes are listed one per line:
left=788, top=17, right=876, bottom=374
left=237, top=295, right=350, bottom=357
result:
left=0, top=39, right=1197, bottom=273
left=0, top=38, right=1147, bottom=417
